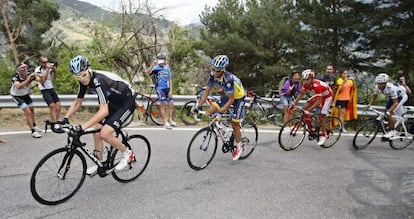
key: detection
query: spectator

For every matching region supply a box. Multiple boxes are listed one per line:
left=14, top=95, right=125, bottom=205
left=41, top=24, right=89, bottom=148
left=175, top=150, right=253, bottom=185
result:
left=10, top=63, right=42, bottom=138
left=332, top=69, right=358, bottom=133
left=320, top=64, right=337, bottom=91
left=397, top=75, right=411, bottom=96
left=34, top=56, right=61, bottom=122
left=145, top=52, right=176, bottom=129
left=280, top=71, right=301, bottom=126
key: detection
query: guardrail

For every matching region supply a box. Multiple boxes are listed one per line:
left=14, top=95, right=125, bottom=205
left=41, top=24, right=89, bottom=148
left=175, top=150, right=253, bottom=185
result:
left=2, top=95, right=413, bottom=118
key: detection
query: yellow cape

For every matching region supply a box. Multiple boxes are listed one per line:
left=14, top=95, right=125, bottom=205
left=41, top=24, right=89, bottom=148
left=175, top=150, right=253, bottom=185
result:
left=331, top=77, right=358, bottom=121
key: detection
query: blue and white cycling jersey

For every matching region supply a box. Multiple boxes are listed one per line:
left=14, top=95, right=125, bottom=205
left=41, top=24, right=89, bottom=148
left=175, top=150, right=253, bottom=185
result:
left=151, top=65, right=171, bottom=90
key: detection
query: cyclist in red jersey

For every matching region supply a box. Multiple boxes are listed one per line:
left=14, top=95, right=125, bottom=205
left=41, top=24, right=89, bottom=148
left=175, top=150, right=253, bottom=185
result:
left=290, top=69, right=333, bottom=146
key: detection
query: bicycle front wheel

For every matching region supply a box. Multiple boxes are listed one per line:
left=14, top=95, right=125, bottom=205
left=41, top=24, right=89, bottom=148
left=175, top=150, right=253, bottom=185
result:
left=30, top=148, right=86, bottom=205
left=239, top=121, right=258, bottom=160
left=187, top=127, right=218, bottom=170
left=112, top=135, right=151, bottom=182
left=322, top=116, right=343, bottom=148
left=389, top=122, right=414, bottom=150
left=352, top=120, right=378, bottom=150
left=278, top=117, right=306, bottom=151
left=244, top=103, right=266, bottom=124
left=272, top=106, right=285, bottom=127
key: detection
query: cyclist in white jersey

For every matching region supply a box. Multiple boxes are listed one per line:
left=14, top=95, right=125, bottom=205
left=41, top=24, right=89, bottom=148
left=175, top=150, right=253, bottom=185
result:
left=368, top=73, right=408, bottom=138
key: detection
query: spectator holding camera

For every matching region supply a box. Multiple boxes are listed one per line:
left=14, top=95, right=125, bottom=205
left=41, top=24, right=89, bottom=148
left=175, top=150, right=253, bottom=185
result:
left=34, top=55, right=61, bottom=122
left=10, top=63, right=42, bottom=138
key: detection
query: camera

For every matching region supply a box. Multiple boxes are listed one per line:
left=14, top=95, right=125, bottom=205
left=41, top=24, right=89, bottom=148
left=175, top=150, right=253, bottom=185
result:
left=49, top=61, right=58, bottom=68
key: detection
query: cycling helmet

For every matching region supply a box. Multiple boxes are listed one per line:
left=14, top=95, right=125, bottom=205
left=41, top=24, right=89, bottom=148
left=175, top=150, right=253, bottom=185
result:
left=210, top=55, right=229, bottom=70
left=375, top=73, right=389, bottom=83
left=156, top=52, right=167, bottom=60
left=69, top=55, right=90, bottom=74
left=302, top=69, right=314, bottom=79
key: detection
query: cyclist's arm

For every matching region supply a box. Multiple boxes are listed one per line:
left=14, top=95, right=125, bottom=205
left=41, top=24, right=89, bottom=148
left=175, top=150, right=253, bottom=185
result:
left=65, top=98, right=83, bottom=119
left=198, top=86, right=211, bottom=108
left=368, top=94, right=378, bottom=106
left=82, top=103, right=109, bottom=130
left=293, top=90, right=305, bottom=105
left=308, top=96, right=322, bottom=112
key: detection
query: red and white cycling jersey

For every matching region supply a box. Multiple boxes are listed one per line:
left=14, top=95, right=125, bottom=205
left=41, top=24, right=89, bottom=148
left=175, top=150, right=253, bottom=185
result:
left=302, top=79, right=333, bottom=98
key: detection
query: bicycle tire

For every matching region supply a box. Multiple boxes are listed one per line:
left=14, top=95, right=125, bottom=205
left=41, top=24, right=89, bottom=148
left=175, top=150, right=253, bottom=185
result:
left=187, top=127, right=218, bottom=170
left=148, top=99, right=163, bottom=125
left=112, top=135, right=151, bottom=182
left=272, top=106, right=285, bottom=127
left=180, top=100, right=202, bottom=126
left=278, top=117, right=306, bottom=151
left=389, top=120, right=414, bottom=150
left=239, top=121, right=258, bottom=160
left=352, top=120, right=379, bottom=150
left=321, top=116, right=343, bottom=148
left=30, top=148, right=86, bottom=205
left=244, top=103, right=266, bottom=124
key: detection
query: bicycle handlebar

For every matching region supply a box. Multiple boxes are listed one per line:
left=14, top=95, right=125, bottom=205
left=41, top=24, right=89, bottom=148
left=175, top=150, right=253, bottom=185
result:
left=44, top=120, right=73, bottom=134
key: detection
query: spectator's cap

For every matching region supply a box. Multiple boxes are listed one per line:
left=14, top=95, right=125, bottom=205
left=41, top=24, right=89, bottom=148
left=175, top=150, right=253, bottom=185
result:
left=16, top=63, right=28, bottom=71
left=156, top=52, right=167, bottom=60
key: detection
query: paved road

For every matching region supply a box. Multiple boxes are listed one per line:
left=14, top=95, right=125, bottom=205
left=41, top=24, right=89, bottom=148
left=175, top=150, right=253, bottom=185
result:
left=1, top=127, right=414, bottom=218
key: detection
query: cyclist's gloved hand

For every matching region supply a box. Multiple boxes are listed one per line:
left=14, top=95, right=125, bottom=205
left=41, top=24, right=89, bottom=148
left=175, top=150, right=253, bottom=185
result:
left=62, top=117, right=69, bottom=124
left=384, top=111, right=391, bottom=119
left=193, top=105, right=199, bottom=113
left=214, top=112, right=222, bottom=120
left=72, top=124, right=84, bottom=135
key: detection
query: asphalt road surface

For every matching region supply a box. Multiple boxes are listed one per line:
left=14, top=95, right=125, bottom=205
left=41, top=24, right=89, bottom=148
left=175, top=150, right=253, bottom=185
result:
left=1, top=127, right=414, bottom=218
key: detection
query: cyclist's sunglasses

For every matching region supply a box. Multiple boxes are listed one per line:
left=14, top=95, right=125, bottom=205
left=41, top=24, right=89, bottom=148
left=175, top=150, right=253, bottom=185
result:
left=74, top=71, right=89, bottom=80
left=212, top=68, right=224, bottom=73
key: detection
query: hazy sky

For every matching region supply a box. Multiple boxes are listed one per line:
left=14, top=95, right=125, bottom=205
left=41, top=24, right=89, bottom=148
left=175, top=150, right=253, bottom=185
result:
left=79, top=0, right=219, bottom=25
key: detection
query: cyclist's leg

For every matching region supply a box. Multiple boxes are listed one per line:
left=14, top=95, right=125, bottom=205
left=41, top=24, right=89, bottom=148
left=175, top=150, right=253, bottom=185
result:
left=317, top=96, right=332, bottom=145
left=231, top=98, right=245, bottom=160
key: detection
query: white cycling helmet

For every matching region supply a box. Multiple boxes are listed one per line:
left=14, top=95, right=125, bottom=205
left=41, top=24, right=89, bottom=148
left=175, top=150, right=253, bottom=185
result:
left=302, top=69, right=315, bottom=79
left=375, top=73, right=389, bottom=83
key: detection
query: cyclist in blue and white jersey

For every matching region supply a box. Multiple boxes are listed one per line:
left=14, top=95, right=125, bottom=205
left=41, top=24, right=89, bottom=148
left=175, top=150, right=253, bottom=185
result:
left=194, top=55, right=245, bottom=161
left=368, top=73, right=408, bottom=138
left=146, top=52, right=176, bottom=129
left=66, top=55, right=136, bottom=175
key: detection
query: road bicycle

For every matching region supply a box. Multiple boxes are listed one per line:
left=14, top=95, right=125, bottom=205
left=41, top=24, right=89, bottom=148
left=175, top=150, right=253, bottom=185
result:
left=187, top=113, right=258, bottom=170
left=352, top=107, right=414, bottom=150
left=123, top=85, right=163, bottom=127
left=30, top=120, right=151, bottom=205
left=244, top=89, right=286, bottom=126
left=278, top=106, right=343, bottom=151
left=179, top=84, right=220, bottom=126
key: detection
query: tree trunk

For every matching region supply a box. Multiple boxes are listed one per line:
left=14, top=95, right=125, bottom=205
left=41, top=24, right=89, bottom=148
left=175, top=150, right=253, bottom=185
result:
left=0, top=0, right=20, bottom=64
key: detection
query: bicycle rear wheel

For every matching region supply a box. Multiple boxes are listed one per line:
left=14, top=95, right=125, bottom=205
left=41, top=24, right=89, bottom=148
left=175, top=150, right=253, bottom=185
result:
left=272, top=105, right=285, bottom=127
left=278, top=117, right=306, bottom=151
left=187, top=127, right=218, bottom=170
left=244, top=103, right=266, bottom=124
left=322, top=116, right=342, bottom=148
left=352, top=120, right=378, bottom=150
left=30, top=148, right=86, bottom=205
left=148, top=100, right=163, bottom=125
left=239, top=121, right=258, bottom=160
left=112, top=135, right=151, bottom=182
left=389, top=122, right=414, bottom=150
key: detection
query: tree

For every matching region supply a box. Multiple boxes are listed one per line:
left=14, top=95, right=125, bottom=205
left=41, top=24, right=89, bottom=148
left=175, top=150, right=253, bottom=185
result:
left=0, top=0, right=60, bottom=64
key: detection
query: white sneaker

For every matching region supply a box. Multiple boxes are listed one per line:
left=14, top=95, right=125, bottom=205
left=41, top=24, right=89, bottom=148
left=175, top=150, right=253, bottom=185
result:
left=164, top=122, right=172, bottom=129
left=32, top=131, right=41, bottom=138
left=317, top=136, right=326, bottom=146
left=384, top=130, right=398, bottom=138
left=86, top=165, right=98, bottom=176
left=169, top=121, right=178, bottom=127
left=232, top=145, right=243, bottom=161
left=33, top=126, right=43, bottom=133
left=115, top=150, right=135, bottom=171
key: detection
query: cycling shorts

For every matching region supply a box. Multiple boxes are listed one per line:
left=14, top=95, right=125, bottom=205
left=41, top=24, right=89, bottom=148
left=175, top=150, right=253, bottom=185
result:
left=41, top=89, right=60, bottom=105
left=215, top=95, right=245, bottom=122
left=308, top=95, right=332, bottom=115
left=100, top=94, right=136, bottom=129
left=12, top=94, right=33, bottom=110
left=156, top=88, right=173, bottom=104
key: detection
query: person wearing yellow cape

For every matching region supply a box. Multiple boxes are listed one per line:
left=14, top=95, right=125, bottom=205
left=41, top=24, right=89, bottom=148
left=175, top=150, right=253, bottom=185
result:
left=331, top=69, right=358, bottom=133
